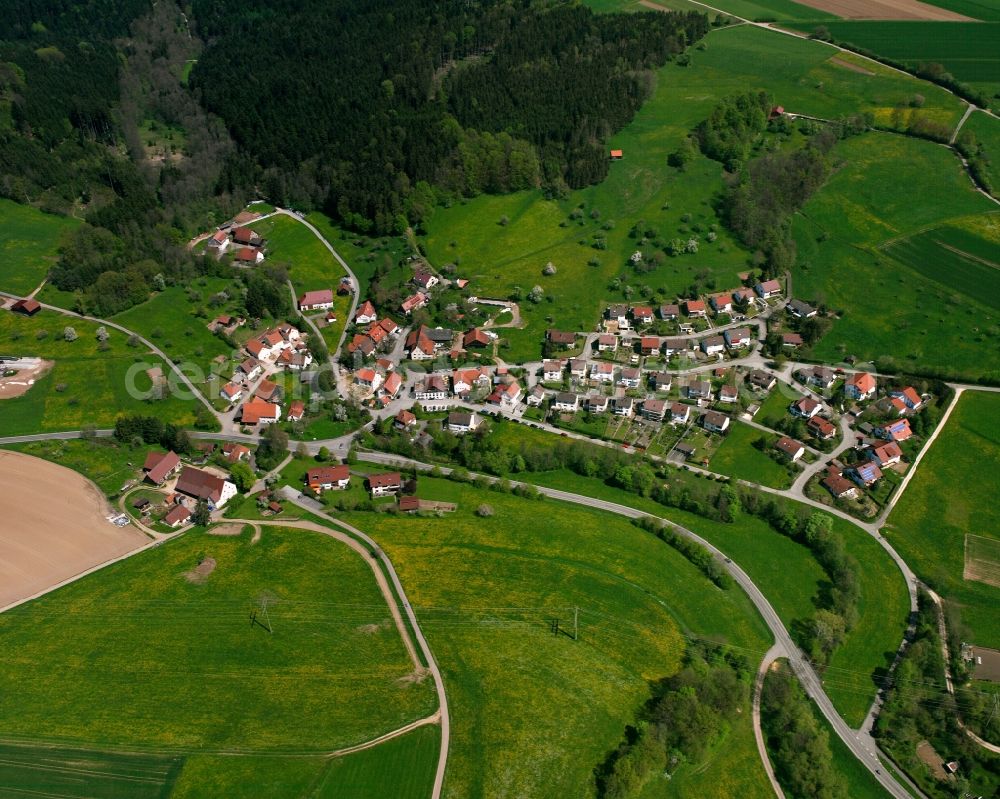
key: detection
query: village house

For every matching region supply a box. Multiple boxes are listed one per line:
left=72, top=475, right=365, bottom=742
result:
left=701, top=335, right=725, bottom=356
left=890, top=386, right=923, bottom=411
left=662, top=338, right=690, bottom=357
left=631, top=306, right=654, bottom=326
left=755, top=279, right=782, bottom=299
left=724, top=328, right=752, bottom=349
left=781, top=332, right=804, bottom=348
left=803, top=366, right=836, bottom=389
left=463, top=328, right=491, bottom=349
left=586, top=394, right=609, bottom=414
left=719, top=385, right=739, bottom=404
left=849, top=461, right=883, bottom=488
left=875, top=418, right=913, bottom=442
left=382, top=371, right=402, bottom=399
left=526, top=385, right=546, bottom=406
left=175, top=466, right=237, bottom=510
left=618, top=367, right=641, bottom=389
left=220, top=382, right=243, bottom=404
left=659, top=303, right=680, bottom=320
left=590, top=361, right=614, bottom=383
left=412, top=270, right=439, bottom=290
left=701, top=410, right=730, bottom=433
left=255, top=378, right=281, bottom=403
left=405, top=326, right=436, bottom=360
left=164, top=505, right=192, bottom=528
left=709, top=293, right=733, bottom=314
left=613, top=396, right=634, bottom=418
left=355, top=367, right=383, bottom=391
left=307, top=465, right=351, bottom=492
left=298, top=289, right=335, bottom=312
left=547, top=329, right=577, bottom=348
left=597, top=334, right=617, bottom=352
left=241, top=398, right=281, bottom=425
left=568, top=359, right=588, bottom=380
left=245, top=337, right=273, bottom=361
left=641, top=398, right=667, bottom=422
left=401, top=292, right=428, bottom=315
left=235, top=246, right=264, bottom=265
left=488, top=380, right=522, bottom=408
left=791, top=396, right=822, bottom=419
left=687, top=380, right=712, bottom=400
left=277, top=348, right=313, bottom=371
left=232, top=226, right=262, bottom=247
left=207, top=229, right=230, bottom=253
left=452, top=367, right=490, bottom=396
left=237, top=357, right=263, bottom=382
left=395, top=409, right=417, bottom=430
left=775, top=436, right=805, bottom=462
left=553, top=392, right=579, bottom=412
left=222, top=442, right=251, bottom=463
left=606, top=304, right=630, bottom=329
left=348, top=334, right=377, bottom=358
left=732, top=287, right=756, bottom=305
left=787, top=299, right=817, bottom=318
left=747, top=370, right=776, bottom=391
left=447, top=411, right=481, bottom=434
left=639, top=336, right=660, bottom=356
left=650, top=372, right=672, bottom=392
left=542, top=360, right=564, bottom=382
left=415, top=375, right=450, bottom=401
left=286, top=401, right=305, bottom=422
left=670, top=402, right=691, bottom=425
left=844, top=372, right=877, bottom=401
left=807, top=415, right=837, bottom=440
left=684, top=299, right=707, bottom=318
left=355, top=300, right=378, bottom=325
left=822, top=468, right=858, bottom=500
left=869, top=440, right=903, bottom=467
left=143, top=451, right=180, bottom=486
left=367, top=472, right=402, bottom=497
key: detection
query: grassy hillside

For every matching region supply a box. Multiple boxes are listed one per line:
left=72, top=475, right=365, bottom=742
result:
left=964, top=109, right=1000, bottom=193
left=0, top=308, right=198, bottom=432
left=421, top=23, right=964, bottom=360
left=886, top=390, right=1000, bottom=646
left=0, top=526, right=436, bottom=750
left=344, top=475, right=773, bottom=799
left=793, top=133, right=1000, bottom=381
left=0, top=199, right=81, bottom=297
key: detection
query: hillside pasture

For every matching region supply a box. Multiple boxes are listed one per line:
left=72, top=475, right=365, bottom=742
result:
left=964, top=109, right=1000, bottom=194
left=0, top=526, right=437, bottom=752
left=885, top=391, right=1000, bottom=646
left=0, top=309, right=198, bottom=432
left=708, top=421, right=795, bottom=488
left=0, top=199, right=80, bottom=297
left=251, top=213, right=349, bottom=293
left=344, top=474, right=774, bottom=799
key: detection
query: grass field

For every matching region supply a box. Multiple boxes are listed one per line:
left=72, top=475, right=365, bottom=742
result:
left=112, top=277, right=236, bottom=379
left=754, top=385, right=800, bottom=428
left=315, top=725, right=439, bottom=799
left=964, top=109, right=1000, bottom=194
left=0, top=741, right=183, bottom=799
left=922, top=0, right=1000, bottom=20
left=344, top=474, right=774, bottom=799
left=886, top=390, right=1000, bottom=646
left=0, top=526, right=436, bottom=751
left=251, top=213, right=349, bottom=293
left=790, top=20, right=1000, bottom=103
left=304, top=212, right=410, bottom=298
left=0, top=199, right=81, bottom=297
left=421, top=24, right=962, bottom=361
left=4, top=438, right=156, bottom=496
left=494, top=456, right=908, bottom=726
left=0, top=309, right=198, bottom=433
left=793, top=133, right=1000, bottom=380
left=709, top=421, right=795, bottom=488
left=882, top=224, right=1000, bottom=312
left=170, top=755, right=321, bottom=799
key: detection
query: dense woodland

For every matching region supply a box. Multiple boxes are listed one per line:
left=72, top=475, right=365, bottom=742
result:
left=190, top=0, right=708, bottom=231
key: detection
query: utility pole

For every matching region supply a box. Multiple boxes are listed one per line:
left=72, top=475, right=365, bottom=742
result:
left=985, top=694, right=999, bottom=733
left=573, top=606, right=579, bottom=641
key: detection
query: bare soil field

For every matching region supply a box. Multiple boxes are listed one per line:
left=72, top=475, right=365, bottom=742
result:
left=0, top=359, right=53, bottom=399
left=964, top=534, right=1000, bottom=587
left=972, top=646, right=1000, bottom=682
left=791, top=0, right=972, bottom=19
left=0, top=450, right=147, bottom=609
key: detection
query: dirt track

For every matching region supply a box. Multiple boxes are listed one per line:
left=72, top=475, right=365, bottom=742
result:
left=791, top=0, right=972, bottom=20
left=0, top=451, right=147, bottom=608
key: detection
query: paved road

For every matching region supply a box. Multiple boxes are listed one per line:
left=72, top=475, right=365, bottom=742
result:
left=358, top=450, right=919, bottom=799
left=280, top=496, right=451, bottom=799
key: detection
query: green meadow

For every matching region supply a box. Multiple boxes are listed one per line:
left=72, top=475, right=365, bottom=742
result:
left=113, top=277, right=237, bottom=379
left=0, top=309, right=197, bottom=433
left=316, top=725, right=439, bottom=799
left=421, top=23, right=964, bottom=360
left=251, top=213, right=350, bottom=293
left=885, top=390, right=1000, bottom=646
left=964, top=109, right=1000, bottom=194
left=0, top=526, right=436, bottom=751
left=0, top=198, right=81, bottom=297
left=5, top=438, right=158, bottom=496
left=792, top=133, right=1000, bottom=381
left=709, top=421, right=795, bottom=488
left=344, top=475, right=773, bottom=799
